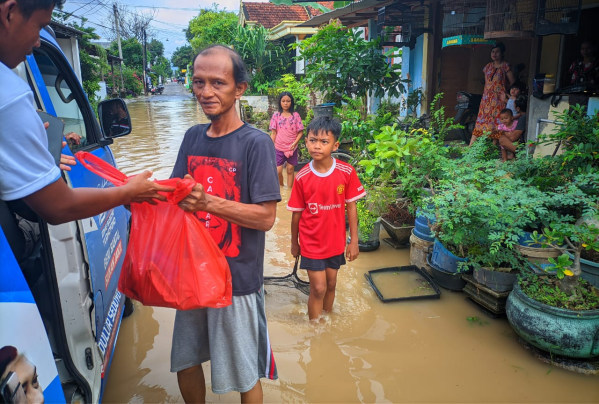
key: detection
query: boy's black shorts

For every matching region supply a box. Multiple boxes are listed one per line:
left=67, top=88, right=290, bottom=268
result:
left=300, top=253, right=346, bottom=271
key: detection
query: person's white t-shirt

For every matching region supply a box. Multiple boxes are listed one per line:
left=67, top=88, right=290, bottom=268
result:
left=0, top=62, right=61, bottom=201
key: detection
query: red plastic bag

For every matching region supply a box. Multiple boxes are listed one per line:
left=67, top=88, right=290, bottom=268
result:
left=76, top=151, right=232, bottom=310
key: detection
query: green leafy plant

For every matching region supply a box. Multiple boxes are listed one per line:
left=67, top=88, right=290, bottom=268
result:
left=293, top=20, right=407, bottom=109
left=518, top=273, right=599, bottom=310
left=528, top=173, right=599, bottom=295
left=424, top=138, right=550, bottom=259
left=402, top=88, right=424, bottom=117
left=231, top=25, right=290, bottom=95
left=356, top=200, right=379, bottom=241
left=535, top=105, right=599, bottom=175
left=270, top=74, right=311, bottom=110
left=356, top=185, right=395, bottom=241
left=187, top=6, right=238, bottom=51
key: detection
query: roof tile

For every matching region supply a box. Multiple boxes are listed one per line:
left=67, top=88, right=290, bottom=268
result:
left=242, top=1, right=336, bottom=29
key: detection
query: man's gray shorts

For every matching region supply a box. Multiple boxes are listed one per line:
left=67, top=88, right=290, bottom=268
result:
left=170, top=286, right=278, bottom=394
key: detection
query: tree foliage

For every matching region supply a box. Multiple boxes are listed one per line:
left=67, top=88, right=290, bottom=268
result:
left=152, top=56, right=172, bottom=81
left=171, top=45, right=194, bottom=73
left=57, top=19, right=107, bottom=104
left=187, top=6, right=237, bottom=52
left=109, top=38, right=143, bottom=70
left=230, top=25, right=290, bottom=94
left=294, top=20, right=406, bottom=103
left=147, top=39, right=164, bottom=65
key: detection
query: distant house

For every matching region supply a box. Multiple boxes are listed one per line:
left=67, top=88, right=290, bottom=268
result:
left=49, top=21, right=85, bottom=83
left=239, top=1, right=334, bottom=74
left=299, top=0, right=599, bottom=145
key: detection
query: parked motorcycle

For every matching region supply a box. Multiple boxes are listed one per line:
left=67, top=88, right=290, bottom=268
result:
left=149, top=84, right=164, bottom=95
left=452, top=91, right=481, bottom=143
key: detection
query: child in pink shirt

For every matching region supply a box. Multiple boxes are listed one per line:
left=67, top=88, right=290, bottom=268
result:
left=496, top=108, right=518, bottom=161
left=269, top=92, right=304, bottom=188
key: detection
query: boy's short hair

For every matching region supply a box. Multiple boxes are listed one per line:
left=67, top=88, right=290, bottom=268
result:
left=307, top=116, right=341, bottom=140
left=500, top=108, right=513, bottom=116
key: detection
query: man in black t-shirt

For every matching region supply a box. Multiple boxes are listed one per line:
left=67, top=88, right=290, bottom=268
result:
left=169, top=45, right=281, bottom=403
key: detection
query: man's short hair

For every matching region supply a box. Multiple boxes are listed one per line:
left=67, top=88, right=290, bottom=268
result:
left=307, top=116, right=341, bottom=141
left=1, top=0, right=64, bottom=18
left=192, top=45, right=249, bottom=85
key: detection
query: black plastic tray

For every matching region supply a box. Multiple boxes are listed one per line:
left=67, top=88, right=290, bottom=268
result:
left=364, top=265, right=441, bottom=303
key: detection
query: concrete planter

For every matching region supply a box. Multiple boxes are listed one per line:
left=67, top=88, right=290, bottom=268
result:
left=506, top=282, right=599, bottom=359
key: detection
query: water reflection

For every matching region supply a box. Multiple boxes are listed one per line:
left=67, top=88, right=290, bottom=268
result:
left=111, top=95, right=207, bottom=179
left=105, top=86, right=599, bottom=403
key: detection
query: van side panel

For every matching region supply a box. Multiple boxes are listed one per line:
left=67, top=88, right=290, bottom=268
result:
left=0, top=230, right=66, bottom=404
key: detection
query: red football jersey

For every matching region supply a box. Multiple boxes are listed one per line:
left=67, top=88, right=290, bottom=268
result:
left=287, top=159, right=366, bottom=259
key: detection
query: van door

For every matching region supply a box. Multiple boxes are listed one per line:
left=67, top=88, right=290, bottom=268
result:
left=0, top=228, right=65, bottom=404
left=2, top=29, right=130, bottom=402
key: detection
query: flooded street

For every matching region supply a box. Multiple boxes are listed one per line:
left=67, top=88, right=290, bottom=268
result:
left=103, top=83, right=598, bottom=403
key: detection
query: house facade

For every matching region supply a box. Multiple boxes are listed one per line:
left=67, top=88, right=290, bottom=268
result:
left=299, top=0, right=599, bottom=143
left=239, top=1, right=334, bottom=74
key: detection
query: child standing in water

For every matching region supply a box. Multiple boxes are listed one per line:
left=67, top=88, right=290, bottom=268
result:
left=269, top=92, right=304, bottom=188
left=288, top=116, right=365, bottom=320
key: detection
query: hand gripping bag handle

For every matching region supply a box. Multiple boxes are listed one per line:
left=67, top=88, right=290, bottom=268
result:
left=75, top=151, right=195, bottom=202
left=75, top=151, right=129, bottom=186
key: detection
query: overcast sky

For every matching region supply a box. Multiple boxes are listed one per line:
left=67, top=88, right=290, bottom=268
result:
left=59, top=0, right=269, bottom=59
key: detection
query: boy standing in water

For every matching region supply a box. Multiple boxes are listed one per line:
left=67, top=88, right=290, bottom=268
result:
left=288, top=116, right=365, bottom=320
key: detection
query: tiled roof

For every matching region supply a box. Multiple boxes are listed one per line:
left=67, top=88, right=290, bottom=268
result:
left=242, top=2, right=335, bottom=29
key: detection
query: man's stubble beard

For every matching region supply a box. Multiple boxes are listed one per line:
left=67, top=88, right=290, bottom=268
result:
left=205, top=113, right=222, bottom=121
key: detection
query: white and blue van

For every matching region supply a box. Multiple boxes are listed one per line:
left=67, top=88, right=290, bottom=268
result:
left=1, top=27, right=132, bottom=403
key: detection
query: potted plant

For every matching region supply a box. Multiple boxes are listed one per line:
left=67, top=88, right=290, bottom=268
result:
left=354, top=186, right=395, bottom=252
left=505, top=106, right=599, bottom=359
left=423, top=138, right=549, bottom=290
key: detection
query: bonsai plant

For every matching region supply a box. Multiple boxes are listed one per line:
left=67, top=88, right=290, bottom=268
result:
left=424, top=138, right=548, bottom=277
left=526, top=173, right=599, bottom=294
left=504, top=107, right=599, bottom=360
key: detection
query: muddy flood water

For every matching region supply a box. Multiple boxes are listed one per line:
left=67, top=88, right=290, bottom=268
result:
left=102, top=83, right=598, bottom=403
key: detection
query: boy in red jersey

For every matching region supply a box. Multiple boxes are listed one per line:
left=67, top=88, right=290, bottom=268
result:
left=288, top=116, right=366, bottom=320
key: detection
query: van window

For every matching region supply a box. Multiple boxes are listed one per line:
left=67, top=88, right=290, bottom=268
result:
left=30, top=48, right=91, bottom=150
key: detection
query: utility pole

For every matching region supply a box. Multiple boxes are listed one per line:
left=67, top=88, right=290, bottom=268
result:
left=113, top=3, right=125, bottom=96
left=142, top=27, right=148, bottom=95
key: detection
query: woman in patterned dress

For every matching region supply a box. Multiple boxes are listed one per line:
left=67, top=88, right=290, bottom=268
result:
left=470, top=42, right=516, bottom=145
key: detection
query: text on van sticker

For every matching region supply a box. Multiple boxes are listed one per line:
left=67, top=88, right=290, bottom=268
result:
left=103, top=230, right=122, bottom=289
left=99, top=291, right=123, bottom=380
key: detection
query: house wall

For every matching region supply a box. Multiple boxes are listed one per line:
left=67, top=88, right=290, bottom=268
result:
left=436, top=38, right=533, bottom=117
left=525, top=4, right=599, bottom=146
left=538, top=35, right=561, bottom=81
left=398, top=35, right=425, bottom=117
left=242, top=95, right=270, bottom=113
left=56, top=37, right=82, bottom=83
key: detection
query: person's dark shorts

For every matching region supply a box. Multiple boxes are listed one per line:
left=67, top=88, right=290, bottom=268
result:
left=300, top=253, right=346, bottom=271
left=275, top=149, right=298, bottom=167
